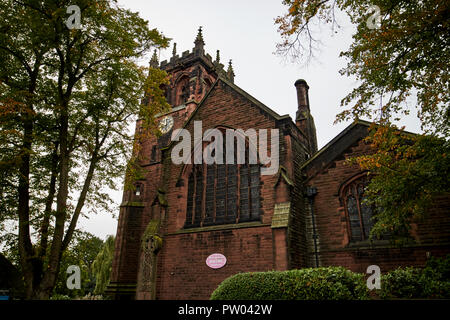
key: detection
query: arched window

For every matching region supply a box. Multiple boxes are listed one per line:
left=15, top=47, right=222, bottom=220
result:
left=184, top=133, right=261, bottom=228
left=175, top=76, right=190, bottom=106
left=341, top=175, right=375, bottom=242
left=180, top=85, right=189, bottom=104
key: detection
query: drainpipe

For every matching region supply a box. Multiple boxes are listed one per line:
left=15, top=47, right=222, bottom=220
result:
left=306, top=186, right=319, bottom=267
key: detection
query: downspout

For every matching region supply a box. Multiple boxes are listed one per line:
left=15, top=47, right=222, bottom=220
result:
left=306, top=186, right=319, bottom=267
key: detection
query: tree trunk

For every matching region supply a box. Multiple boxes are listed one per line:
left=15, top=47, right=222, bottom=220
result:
left=17, top=100, right=37, bottom=299
left=37, top=105, right=70, bottom=298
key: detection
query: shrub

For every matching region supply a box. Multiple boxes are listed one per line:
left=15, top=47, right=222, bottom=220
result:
left=422, top=255, right=450, bottom=283
left=210, top=267, right=369, bottom=300
left=380, top=255, right=450, bottom=299
left=379, top=267, right=425, bottom=299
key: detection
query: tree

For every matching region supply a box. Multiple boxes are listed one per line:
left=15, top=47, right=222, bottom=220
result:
left=91, top=235, right=115, bottom=295
left=276, top=0, right=449, bottom=241
left=53, top=231, right=103, bottom=298
left=354, top=125, right=449, bottom=244
left=0, top=0, right=170, bottom=299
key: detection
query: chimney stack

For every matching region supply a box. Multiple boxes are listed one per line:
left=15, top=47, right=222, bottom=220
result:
left=294, top=79, right=318, bottom=154
left=295, top=79, right=310, bottom=112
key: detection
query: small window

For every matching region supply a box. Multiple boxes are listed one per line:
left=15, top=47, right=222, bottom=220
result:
left=135, top=185, right=142, bottom=196
left=150, top=145, right=157, bottom=162
left=180, top=85, right=189, bottom=104
left=175, top=76, right=190, bottom=105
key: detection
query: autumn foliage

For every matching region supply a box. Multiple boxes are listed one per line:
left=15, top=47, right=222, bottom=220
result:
left=276, top=0, right=450, bottom=241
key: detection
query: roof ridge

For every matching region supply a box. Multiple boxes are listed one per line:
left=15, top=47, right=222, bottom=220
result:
left=300, top=120, right=368, bottom=170
left=217, top=76, right=290, bottom=121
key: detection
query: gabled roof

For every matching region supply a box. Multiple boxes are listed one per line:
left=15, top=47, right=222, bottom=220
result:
left=217, top=76, right=291, bottom=121
left=301, top=120, right=372, bottom=179
left=301, top=120, right=422, bottom=180
left=164, top=76, right=293, bottom=150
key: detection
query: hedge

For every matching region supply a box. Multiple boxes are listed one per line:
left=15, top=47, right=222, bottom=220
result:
left=210, top=267, right=369, bottom=300
left=380, top=255, right=450, bottom=299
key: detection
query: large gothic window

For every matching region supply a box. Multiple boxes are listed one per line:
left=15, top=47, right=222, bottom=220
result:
left=341, top=175, right=375, bottom=242
left=184, top=136, right=261, bottom=228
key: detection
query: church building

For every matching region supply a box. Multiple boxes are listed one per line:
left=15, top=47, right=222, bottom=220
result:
left=107, top=29, right=450, bottom=300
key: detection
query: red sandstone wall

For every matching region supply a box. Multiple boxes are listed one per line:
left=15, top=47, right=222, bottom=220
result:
left=156, top=227, right=274, bottom=299
left=110, top=107, right=189, bottom=286
left=306, top=137, right=450, bottom=273
left=155, top=80, right=302, bottom=299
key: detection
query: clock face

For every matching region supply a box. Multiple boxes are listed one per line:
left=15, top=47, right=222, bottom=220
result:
left=158, top=115, right=174, bottom=134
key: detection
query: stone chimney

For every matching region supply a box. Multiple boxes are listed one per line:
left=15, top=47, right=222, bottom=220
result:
left=295, top=79, right=318, bottom=154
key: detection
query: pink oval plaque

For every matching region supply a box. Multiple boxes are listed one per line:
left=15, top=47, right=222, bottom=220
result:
left=206, top=253, right=227, bottom=269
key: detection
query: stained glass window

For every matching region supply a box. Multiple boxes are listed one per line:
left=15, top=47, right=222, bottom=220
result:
left=342, top=176, right=376, bottom=242
left=184, top=133, right=260, bottom=228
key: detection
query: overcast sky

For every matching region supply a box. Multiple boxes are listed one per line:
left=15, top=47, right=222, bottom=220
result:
left=78, top=0, right=422, bottom=240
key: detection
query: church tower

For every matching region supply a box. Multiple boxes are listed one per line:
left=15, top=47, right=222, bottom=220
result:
left=108, top=28, right=236, bottom=299
left=159, top=27, right=234, bottom=112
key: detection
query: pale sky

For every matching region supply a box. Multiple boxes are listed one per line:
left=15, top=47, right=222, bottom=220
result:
left=78, top=0, right=422, bottom=240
